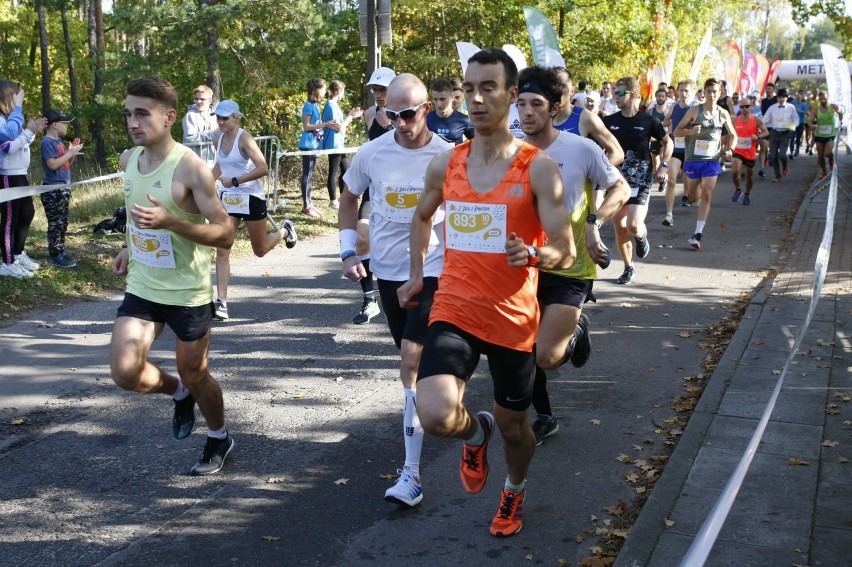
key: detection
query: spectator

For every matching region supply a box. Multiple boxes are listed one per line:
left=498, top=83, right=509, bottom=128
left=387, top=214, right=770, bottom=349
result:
left=299, top=78, right=337, bottom=218
left=182, top=85, right=217, bottom=166
left=322, top=80, right=363, bottom=210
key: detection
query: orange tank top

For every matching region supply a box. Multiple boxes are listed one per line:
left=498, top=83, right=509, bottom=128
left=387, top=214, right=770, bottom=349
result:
left=430, top=141, right=545, bottom=351
left=733, top=115, right=759, bottom=160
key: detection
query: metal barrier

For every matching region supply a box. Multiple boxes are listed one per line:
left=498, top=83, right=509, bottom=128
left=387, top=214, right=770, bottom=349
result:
left=183, top=135, right=285, bottom=209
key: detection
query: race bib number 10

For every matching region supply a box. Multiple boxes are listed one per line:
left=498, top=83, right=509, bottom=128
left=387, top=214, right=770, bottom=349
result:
left=445, top=201, right=507, bottom=253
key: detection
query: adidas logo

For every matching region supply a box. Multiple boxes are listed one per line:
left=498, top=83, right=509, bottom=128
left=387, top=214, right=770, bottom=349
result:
left=152, top=181, right=162, bottom=188
left=507, top=184, right=525, bottom=197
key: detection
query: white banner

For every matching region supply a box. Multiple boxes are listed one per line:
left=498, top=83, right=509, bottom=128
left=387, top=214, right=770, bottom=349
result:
left=820, top=44, right=851, bottom=125
left=776, top=58, right=852, bottom=81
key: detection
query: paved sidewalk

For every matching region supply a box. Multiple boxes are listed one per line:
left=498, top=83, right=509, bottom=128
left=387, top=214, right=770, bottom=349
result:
left=618, top=154, right=851, bottom=566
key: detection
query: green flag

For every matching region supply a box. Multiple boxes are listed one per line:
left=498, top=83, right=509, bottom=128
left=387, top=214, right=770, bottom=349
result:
left=523, top=6, right=560, bottom=66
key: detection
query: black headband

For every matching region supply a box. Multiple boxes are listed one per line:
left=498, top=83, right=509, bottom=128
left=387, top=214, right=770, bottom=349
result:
left=518, top=78, right=558, bottom=104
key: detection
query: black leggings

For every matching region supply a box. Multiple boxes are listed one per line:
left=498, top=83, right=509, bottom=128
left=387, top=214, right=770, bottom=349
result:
left=326, top=153, right=350, bottom=202
left=300, top=153, right=316, bottom=209
left=1, top=175, right=35, bottom=264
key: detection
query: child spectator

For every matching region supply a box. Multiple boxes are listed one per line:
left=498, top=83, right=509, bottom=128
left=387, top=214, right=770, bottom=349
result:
left=41, top=108, right=84, bottom=268
left=0, top=80, right=47, bottom=279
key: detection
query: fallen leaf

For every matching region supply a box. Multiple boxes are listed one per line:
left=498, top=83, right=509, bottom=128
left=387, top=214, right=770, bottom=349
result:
left=335, top=478, right=349, bottom=485
left=11, top=418, right=25, bottom=426
left=822, top=440, right=840, bottom=447
left=664, top=518, right=675, bottom=527
left=525, top=553, right=535, bottom=560
left=575, top=535, right=584, bottom=543
left=616, top=454, right=634, bottom=463
left=267, top=477, right=285, bottom=484
left=603, top=500, right=628, bottom=516
left=293, top=391, right=305, bottom=399
left=678, top=330, right=694, bottom=338
left=379, top=473, right=399, bottom=480
left=834, top=392, right=851, bottom=402
left=625, top=472, right=639, bottom=483
left=590, top=419, right=601, bottom=425
left=154, top=443, right=164, bottom=449
left=262, top=271, right=273, bottom=277
left=836, top=456, right=849, bottom=464
left=590, top=514, right=599, bottom=522
left=634, top=486, right=646, bottom=494
left=261, top=535, right=281, bottom=542
left=753, top=338, right=764, bottom=345
left=843, top=420, right=852, bottom=426
left=771, top=369, right=782, bottom=375
left=788, top=457, right=810, bottom=466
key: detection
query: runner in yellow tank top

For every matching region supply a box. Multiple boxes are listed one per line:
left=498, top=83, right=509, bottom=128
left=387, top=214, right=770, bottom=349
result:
left=398, top=49, right=575, bottom=539
left=110, top=77, right=236, bottom=477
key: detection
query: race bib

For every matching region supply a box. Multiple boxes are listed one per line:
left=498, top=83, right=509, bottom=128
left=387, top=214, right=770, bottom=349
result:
left=772, top=116, right=788, bottom=128
left=221, top=191, right=250, bottom=214
left=817, top=124, right=832, bottom=136
left=128, top=224, right=176, bottom=269
left=381, top=183, right=422, bottom=223
left=674, top=136, right=686, bottom=149
left=694, top=139, right=718, bottom=157
left=736, top=137, right=752, bottom=149
left=445, top=201, right=507, bottom=253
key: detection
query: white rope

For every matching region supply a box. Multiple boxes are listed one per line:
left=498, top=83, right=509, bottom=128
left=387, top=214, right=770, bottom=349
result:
left=0, top=172, right=124, bottom=204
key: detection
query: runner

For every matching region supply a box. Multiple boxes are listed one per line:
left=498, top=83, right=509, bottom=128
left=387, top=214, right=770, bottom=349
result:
left=516, top=65, right=630, bottom=444
left=211, top=99, right=297, bottom=321
left=674, top=78, right=737, bottom=250
left=603, top=76, right=672, bottom=284
left=661, top=79, right=696, bottom=226
left=339, top=73, right=453, bottom=507
left=399, top=48, right=576, bottom=537
left=110, top=77, right=236, bottom=476
left=809, top=91, right=842, bottom=179
left=762, top=88, right=799, bottom=183
left=730, top=98, right=768, bottom=206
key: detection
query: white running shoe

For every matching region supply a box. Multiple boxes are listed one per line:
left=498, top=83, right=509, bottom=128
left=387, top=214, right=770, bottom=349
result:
left=0, top=262, right=34, bottom=279
left=14, top=252, right=40, bottom=271
left=384, top=467, right=423, bottom=507
left=213, top=298, right=229, bottom=321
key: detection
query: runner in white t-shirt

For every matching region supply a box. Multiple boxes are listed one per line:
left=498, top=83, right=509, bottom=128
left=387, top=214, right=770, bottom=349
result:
left=339, top=73, right=453, bottom=508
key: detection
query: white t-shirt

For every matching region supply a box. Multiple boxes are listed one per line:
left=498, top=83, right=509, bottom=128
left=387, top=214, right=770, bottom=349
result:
left=343, top=131, right=454, bottom=281
left=542, top=131, right=623, bottom=212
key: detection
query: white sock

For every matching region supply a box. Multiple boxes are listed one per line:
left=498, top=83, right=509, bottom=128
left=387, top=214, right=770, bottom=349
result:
left=402, top=388, right=423, bottom=477
left=465, top=415, right=485, bottom=446
left=695, top=220, right=705, bottom=234
left=505, top=476, right=526, bottom=493
left=207, top=427, right=228, bottom=439
left=172, top=379, right=190, bottom=401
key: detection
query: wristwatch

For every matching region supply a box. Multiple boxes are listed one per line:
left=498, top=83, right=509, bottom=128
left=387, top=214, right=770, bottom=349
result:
left=660, top=161, right=669, bottom=168
left=231, top=177, right=240, bottom=187
left=526, top=245, right=539, bottom=267
left=586, top=213, right=603, bottom=228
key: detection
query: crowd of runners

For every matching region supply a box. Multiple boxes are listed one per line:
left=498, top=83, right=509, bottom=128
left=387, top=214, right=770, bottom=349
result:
left=1, top=46, right=843, bottom=540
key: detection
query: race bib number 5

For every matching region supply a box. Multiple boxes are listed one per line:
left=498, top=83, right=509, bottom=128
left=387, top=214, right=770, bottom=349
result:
left=128, top=224, right=176, bottom=268
left=445, top=201, right=507, bottom=253
left=381, top=183, right=422, bottom=223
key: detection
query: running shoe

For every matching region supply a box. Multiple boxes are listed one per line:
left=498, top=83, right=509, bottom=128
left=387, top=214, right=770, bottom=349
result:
left=0, top=262, right=33, bottom=279
left=282, top=219, right=298, bottom=249
left=353, top=297, right=380, bottom=325
left=570, top=313, right=591, bottom=368
left=743, top=194, right=751, bottom=206
left=661, top=213, right=673, bottom=227
left=732, top=189, right=742, bottom=202
left=213, top=299, right=229, bottom=321
left=681, top=196, right=691, bottom=207
left=460, top=411, right=494, bottom=494
left=758, top=169, right=765, bottom=178
left=48, top=251, right=77, bottom=268
left=302, top=207, right=322, bottom=219
left=634, top=232, right=650, bottom=259
left=616, top=265, right=635, bottom=285
left=384, top=467, right=423, bottom=507
left=531, top=415, right=558, bottom=446
left=190, top=434, right=234, bottom=476
left=14, top=252, right=40, bottom=271
left=688, top=233, right=702, bottom=250
left=172, top=393, right=196, bottom=440
left=329, top=200, right=340, bottom=210
left=490, top=488, right=525, bottom=537
left=658, top=181, right=665, bottom=192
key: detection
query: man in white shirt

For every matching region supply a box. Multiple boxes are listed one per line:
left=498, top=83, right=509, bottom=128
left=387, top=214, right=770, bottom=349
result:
left=762, top=87, right=799, bottom=182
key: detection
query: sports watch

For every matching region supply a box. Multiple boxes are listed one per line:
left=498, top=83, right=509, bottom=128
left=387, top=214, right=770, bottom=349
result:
left=586, top=214, right=602, bottom=228
left=526, top=245, right=539, bottom=267
left=231, top=177, right=240, bottom=187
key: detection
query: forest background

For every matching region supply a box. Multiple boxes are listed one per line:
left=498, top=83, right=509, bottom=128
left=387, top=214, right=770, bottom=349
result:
left=0, top=0, right=849, bottom=171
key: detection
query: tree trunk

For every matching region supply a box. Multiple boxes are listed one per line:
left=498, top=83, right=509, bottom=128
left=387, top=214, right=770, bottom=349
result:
left=38, top=2, right=50, bottom=116
left=61, top=2, right=80, bottom=138
left=88, top=0, right=106, bottom=166
left=198, top=0, right=222, bottom=102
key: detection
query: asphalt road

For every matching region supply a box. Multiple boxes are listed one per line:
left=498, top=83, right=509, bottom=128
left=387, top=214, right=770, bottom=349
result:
left=0, top=157, right=816, bottom=566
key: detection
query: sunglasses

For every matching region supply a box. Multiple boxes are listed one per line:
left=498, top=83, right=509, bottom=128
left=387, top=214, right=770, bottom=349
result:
left=614, top=90, right=633, bottom=97
left=385, top=101, right=427, bottom=121
left=739, top=105, right=751, bottom=109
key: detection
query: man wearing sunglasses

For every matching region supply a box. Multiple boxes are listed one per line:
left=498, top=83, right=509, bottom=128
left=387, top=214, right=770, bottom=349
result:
left=730, top=99, right=768, bottom=206
left=340, top=73, right=453, bottom=509
left=399, top=48, right=576, bottom=538
left=603, top=77, right=672, bottom=284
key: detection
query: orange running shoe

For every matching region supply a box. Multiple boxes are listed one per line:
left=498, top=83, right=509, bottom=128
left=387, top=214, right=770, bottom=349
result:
left=490, top=488, right=525, bottom=537
left=460, top=411, right=494, bottom=494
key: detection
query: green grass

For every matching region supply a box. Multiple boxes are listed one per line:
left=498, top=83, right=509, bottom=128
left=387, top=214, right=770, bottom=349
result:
left=0, top=168, right=338, bottom=324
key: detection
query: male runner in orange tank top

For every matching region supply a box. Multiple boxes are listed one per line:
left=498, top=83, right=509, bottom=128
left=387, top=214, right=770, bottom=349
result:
left=398, top=48, right=576, bottom=538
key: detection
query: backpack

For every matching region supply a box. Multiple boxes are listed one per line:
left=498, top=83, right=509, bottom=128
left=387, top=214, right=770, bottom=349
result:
left=93, top=207, right=127, bottom=234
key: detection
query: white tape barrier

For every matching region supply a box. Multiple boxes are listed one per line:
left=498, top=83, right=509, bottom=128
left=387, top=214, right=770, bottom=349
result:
left=277, top=146, right=360, bottom=159
left=0, top=172, right=124, bottom=204
left=679, top=132, right=841, bottom=567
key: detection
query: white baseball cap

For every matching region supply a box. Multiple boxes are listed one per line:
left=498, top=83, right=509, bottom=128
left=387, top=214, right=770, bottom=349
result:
left=215, top=99, right=240, bottom=117
left=367, top=67, right=396, bottom=87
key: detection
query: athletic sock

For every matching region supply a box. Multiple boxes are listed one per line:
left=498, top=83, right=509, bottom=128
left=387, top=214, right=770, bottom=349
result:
left=695, top=220, right=706, bottom=234
left=402, top=388, right=423, bottom=477
left=505, top=476, right=526, bottom=493
left=207, top=426, right=228, bottom=439
left=358, top=257, right=374, bottom=294
left=173, top=379, right=190, bottom=401
left=465, top=415, right=486, bottom=446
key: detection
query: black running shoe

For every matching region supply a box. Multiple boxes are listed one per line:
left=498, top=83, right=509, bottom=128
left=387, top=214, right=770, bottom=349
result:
left=635, top=232, right=650, bottom=259
left=531, top=415, right=559, bottom=446
left=570, top=313, right=592, bottom=368
left=190, top=435, right=234, bottom=476
left=616, top=265, right=635, bottom=285
left=172, top=394, right=196, bottom=440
